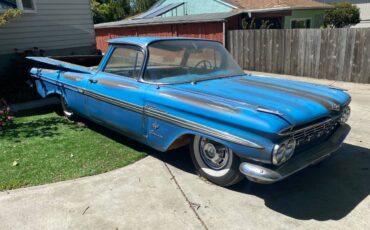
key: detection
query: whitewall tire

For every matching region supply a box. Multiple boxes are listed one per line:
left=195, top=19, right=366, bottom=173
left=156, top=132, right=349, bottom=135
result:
left=190, top=136, right=244, bottom=187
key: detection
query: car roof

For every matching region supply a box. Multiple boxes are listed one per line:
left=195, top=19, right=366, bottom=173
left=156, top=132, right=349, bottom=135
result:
left=108, top=36, right=216, bottom=47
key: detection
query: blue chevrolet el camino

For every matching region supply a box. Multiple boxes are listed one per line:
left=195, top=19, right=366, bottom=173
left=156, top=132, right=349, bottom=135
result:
left=28, top=37, right=351, bottom=187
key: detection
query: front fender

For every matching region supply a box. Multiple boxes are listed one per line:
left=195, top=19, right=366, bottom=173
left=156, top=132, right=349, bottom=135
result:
left=146, top=114, right=274, bottom=164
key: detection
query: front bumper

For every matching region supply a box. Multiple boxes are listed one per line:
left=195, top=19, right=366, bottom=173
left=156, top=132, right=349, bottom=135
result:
left=239, top=124, right=351, bottom=184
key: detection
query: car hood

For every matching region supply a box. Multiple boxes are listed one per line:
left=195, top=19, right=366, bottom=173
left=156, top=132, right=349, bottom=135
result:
left=166, top=75, right=351, bottom=126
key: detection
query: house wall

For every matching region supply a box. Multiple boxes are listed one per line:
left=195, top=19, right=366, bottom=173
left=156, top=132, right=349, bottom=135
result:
left=157, top=0, right=234, bottom=17
left=95, top=22, right=224, bottom=53
left=283, top=9, right=326, bottom=28
left=0, top=0, right=96, bottom=56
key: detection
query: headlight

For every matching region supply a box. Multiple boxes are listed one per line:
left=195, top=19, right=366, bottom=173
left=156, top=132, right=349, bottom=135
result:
left=339, top=106, right=351, bottom=124
left=272, top=139, right=296, bottom=166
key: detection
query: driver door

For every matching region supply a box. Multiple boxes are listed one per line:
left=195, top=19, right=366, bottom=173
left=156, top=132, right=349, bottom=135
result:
left=85, top=45, right=148, bottom=142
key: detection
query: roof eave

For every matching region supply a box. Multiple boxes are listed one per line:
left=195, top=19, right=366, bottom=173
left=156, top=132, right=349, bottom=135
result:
left=94, top=12, right=240, bottom=29
left=95, top=18, right=228, bottom=29
left=242, top=5, right=333, bottom=13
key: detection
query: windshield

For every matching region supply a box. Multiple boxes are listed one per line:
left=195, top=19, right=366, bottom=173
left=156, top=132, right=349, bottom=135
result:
left=143, top=40, right=245, bottom=84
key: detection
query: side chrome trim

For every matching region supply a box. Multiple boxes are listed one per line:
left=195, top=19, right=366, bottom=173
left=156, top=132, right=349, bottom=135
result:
left=84, top=90, right=143, bottom=114
left=328, top=85, right=348, bottom=91
left=32, top=73, right=263, bottom=149
left=257, top=107, right=284, bottom=116
left=145, top=107, right=264, bottom=149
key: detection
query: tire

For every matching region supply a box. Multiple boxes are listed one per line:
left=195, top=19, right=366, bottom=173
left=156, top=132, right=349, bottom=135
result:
left=190, top=136, right=244, bottom=187
left=60, top=96, right=74, bottom=119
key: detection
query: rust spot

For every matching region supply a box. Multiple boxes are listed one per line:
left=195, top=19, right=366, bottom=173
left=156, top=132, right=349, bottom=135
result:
left=63, top=73, right=84, bottom=81
left=235, top=78, right=336, bottom=112
left=41, top=68, right=58, bottom=74
left=99, top=79, right=138, bottom=90
left=168, top=135, right=192, bottom=150
left=160, top=92, right=239, bottom=113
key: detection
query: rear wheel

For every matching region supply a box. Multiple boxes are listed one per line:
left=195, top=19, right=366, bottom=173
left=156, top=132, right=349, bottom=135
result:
left=60, top=96, right=74, bottom=119
left=190, top=136, right=244, bottom=187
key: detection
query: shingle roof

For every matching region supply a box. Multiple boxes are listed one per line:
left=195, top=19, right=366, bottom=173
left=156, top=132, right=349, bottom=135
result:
left=94, top=1, right=333, bottom=29
left=223, top=0, right=332, bottom=10
left=95, top=11, right=240, bottom=29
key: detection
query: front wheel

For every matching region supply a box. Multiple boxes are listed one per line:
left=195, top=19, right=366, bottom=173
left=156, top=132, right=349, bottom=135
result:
left=190, top=136, right=244, bottom=187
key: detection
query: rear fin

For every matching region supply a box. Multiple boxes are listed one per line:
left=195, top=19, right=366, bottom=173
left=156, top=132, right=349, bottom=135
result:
left=27, top=57, right=95, bottom=74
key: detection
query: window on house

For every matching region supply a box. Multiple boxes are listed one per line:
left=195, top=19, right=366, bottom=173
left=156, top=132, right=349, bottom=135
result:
left=291, top=19, right=311, bottom=29
left=0, top=0, right=36, bottom=11
left=21, top=0, right=35, bottom=10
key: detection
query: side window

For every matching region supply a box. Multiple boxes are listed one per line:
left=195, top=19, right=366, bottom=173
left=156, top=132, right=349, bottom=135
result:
left=104, top=46, right=144, bottom=79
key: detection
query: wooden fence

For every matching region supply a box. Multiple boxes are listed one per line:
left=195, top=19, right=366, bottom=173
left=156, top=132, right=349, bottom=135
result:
left=227, top=29, right=370, bottom=83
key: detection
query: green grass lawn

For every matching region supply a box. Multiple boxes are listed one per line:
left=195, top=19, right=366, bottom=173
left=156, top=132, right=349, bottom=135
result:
left=0, top=110, right=147, bottom=190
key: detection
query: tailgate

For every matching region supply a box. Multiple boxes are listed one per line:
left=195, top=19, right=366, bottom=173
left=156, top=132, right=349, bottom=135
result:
left=27, top=57, right=95, bottom=74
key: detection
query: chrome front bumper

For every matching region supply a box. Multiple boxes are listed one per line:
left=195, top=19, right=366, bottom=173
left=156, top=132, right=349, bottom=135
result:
left=239, top=124, right=351, bottom=184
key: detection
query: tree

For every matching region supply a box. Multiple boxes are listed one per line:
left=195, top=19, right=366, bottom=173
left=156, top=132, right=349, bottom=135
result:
left=0, top=9, right=21, bottom=26
left=91, top=0, right=131, bottom=24
left=132, top=0, right=158, bottom=14
left=324, top=2, right=360, bottom=28
left=91, top=0, right=159, bottom=24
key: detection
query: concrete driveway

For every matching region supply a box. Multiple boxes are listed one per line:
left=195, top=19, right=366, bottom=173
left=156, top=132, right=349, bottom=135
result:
left=1, top=73, right=370, bottom=230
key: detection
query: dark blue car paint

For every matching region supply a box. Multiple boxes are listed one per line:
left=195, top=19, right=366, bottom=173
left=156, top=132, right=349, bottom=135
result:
left=28, top=37, right=351, bottom=165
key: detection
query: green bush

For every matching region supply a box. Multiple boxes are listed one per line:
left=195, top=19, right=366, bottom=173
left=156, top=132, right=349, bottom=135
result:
left=91, top=0, right=131, bottom=24
left=91, top=0, right=158, bottom=24
left=0, top=9, right=21, bottom=26
left=324, top=2, right=360, bottom=28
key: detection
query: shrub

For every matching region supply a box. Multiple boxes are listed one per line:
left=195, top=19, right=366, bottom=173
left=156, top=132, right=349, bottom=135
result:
left=324, top=2, right=360, bottom=28
left=0, top=99, right=13, bottom=133
left=0, top=9, right=22, bottom=26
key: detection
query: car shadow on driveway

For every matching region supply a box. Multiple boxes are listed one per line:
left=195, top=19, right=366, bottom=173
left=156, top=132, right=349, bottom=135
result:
left=231, top=143, right=370, bottom=221
left=74, top=116, right=370, bottom=221
left=154, top=143, right=370, bottom=221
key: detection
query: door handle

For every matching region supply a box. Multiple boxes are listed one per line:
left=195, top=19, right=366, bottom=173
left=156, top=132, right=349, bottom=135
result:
left=89, top=79, right=98, bottom=84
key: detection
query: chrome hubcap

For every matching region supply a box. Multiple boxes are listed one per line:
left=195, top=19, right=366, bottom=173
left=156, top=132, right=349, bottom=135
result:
left=199, top=138, right=230, bottom=170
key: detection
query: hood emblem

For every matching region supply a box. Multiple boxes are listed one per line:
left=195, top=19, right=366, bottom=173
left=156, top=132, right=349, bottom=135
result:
left=331, top=103, right=341, bottom=111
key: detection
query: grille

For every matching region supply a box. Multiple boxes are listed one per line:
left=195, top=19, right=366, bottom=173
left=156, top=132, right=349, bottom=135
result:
left=291, top=117, right=340, bottom=146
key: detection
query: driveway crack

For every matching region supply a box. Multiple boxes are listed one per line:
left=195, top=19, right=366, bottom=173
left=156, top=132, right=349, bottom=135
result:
left=164, top=163, right=209, bottom=230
